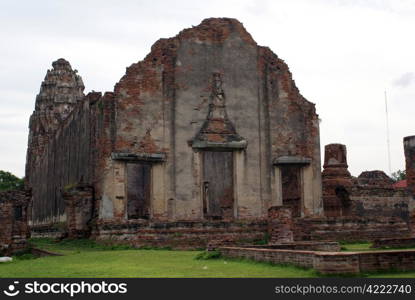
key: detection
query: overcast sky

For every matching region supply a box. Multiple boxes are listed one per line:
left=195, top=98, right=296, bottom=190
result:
left=1, top=0, right=414, bottom=178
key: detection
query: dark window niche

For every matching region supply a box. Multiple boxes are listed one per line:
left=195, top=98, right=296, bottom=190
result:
left=14, top=206, right=23, bottom=221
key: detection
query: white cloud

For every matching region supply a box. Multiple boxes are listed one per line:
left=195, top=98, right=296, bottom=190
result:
left=394, top=72, right=415, bottom=87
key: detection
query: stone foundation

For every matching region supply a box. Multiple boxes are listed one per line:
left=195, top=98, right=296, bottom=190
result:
left=293, top=216, right=410, bottom=242
left=268, top=205, right=410, bottom=243
left=31, top=210, right=412, bottom=246
left=371, top=237, right=415, bottom=249
left=30, top=224, right=65, bottom=238
left=92, top=219, right=267, bottom=249
left=221, top=247, right=315, bottom=268
left=220, top=246, right=415, bottom=274
left=245, top=241, right=341, bottom=252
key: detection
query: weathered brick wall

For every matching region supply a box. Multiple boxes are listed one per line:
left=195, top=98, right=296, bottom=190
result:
left=28, top=91, right=115, bottom=227
left=27, top=17, right=323, bottom=238
left=92, top=219, right=267, bottom=249
left=220, top=247, right=315, bottom=269
left=268, top=204, right=410, bottom=243
left=245, top=241, right=341, bottom=252
left=63, top=184, right=95, bottom=238
left=30, top=225, right=64, bottom=238
left=268, top=206, right=294, bottom=243
left=349, top=186, right=410, bottom=220
left=313, top=253, right=360, bottom=274
left=358, top=250, right=415, bottom=273
left=26, top=59, right=84, bottom=184
left=372, top=237, right=415, bottom=248
left=322, top=143, right=412, bottom=222
left=110, top=17, right=322, bottom=221
left=260, top=46, right=322, bottom=215
left=404, top=136, right=415, bottom=196
left=321, top=144, right=353, bottom=217
left=220, top=246, right=415, bottom=274
left=0, top=194, right=13, bottom=254
left=356, top=170, right=394, bottom=187
left=0, top=190, right=30, bottom=255
left=293, top=216, right=410, bottom=242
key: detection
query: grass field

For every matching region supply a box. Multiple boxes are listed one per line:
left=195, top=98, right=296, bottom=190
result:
left=1, top=239, right=415, bottom=278
left=340, top=242, right=372, bottom=252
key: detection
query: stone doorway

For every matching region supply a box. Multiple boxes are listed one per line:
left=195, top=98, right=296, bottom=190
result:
left=281, top=165, right=302, bottom=217
left=126, top=163, right=151, bottom=219
left=202, top=151, right=234, bottom=220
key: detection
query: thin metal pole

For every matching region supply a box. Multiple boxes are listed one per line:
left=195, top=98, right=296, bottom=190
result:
left=384, top=90, right=392, bottom=175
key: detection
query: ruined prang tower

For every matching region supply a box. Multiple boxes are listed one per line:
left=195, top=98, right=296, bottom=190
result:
left=26, top=18, right=323, bottom=246
left=26, top=59, right=84, bottom=185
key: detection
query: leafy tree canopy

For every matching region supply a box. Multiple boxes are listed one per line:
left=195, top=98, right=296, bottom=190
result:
left=0, top=170, right=24, bottom=191
left=391, top=169, right=406, bottom=182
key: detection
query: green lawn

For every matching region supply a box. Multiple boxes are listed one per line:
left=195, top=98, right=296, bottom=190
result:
left=340, top=242, right=373, bottom=252
left=1, top=239, right=415, bottom=278
left=0, top=238, right=316, bottom=278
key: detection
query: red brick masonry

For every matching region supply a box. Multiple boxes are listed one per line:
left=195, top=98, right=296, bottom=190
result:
left=371, top=237, right=415, bottom=249
left=219, top=246, right=415, bottom=274
left=91, top=219, right=268, bottom=249
left=0, top=190, right=30, bottom=255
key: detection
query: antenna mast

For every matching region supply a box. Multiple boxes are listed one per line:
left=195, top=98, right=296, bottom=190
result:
left=384, top=90, right=392, bottom=175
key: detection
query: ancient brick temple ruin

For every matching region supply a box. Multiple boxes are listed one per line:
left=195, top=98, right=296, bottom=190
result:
left=25, top=18, right=322, bottom=246
left=24, top=18, right=415, bottom=248
left=0, top=190, right=30, bottom=255
left=266, top=137, right=415, bottom=243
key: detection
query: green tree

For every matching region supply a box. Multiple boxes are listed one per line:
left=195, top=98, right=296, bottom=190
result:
left=391, top=169, right=406, bottom=182
left=0, top=170, right=24, bottom=191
